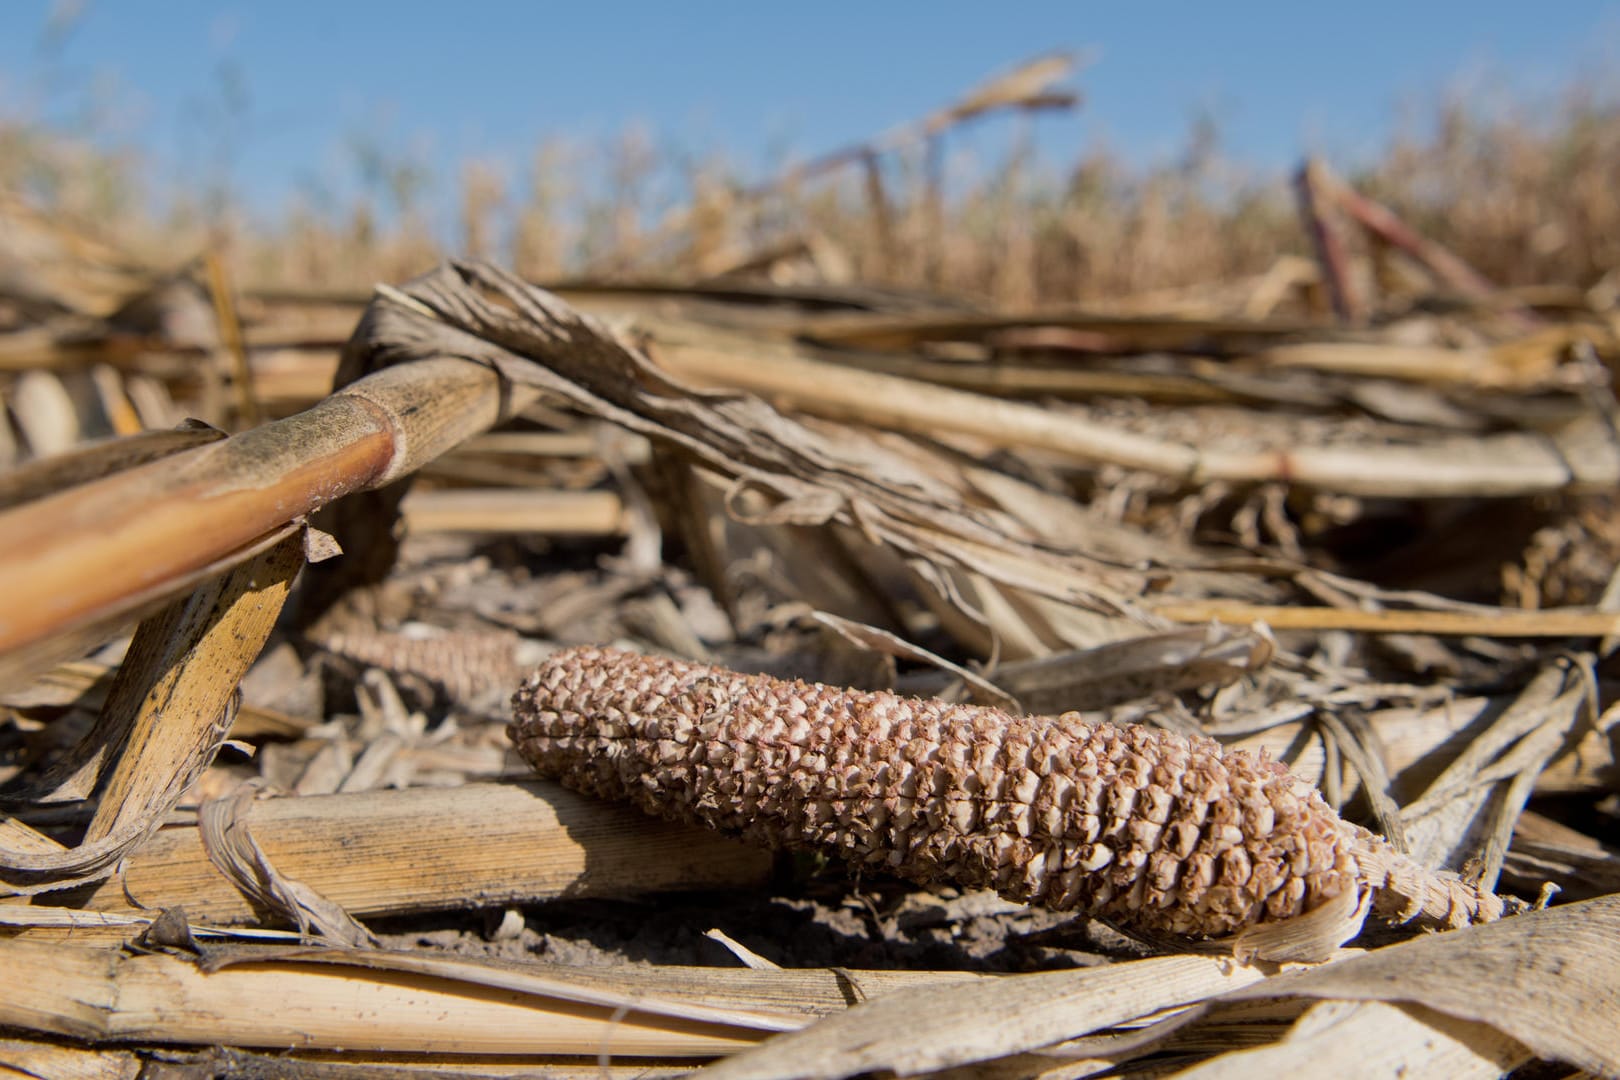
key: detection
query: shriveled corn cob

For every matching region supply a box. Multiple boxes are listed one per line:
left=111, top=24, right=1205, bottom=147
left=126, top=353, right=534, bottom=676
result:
left=509, top=646, right=1506, bottom=945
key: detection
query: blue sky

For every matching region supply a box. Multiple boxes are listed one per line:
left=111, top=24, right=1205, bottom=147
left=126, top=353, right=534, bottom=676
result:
left=3, top=1, right=1618, bottom=222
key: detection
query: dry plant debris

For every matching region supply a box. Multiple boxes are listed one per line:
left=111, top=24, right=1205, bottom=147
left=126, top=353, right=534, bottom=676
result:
left=5, top=56, right=1620, bottom=1075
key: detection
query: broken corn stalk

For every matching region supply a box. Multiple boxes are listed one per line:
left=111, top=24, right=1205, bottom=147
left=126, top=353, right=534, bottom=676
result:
left=509, top=646, right=1507, bottom=956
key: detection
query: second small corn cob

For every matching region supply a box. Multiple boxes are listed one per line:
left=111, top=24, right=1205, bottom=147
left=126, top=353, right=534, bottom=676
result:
left=509, top=646, right=1507, bottom=948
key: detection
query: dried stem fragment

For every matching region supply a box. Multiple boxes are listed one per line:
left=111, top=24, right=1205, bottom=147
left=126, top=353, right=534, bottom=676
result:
left=509, top=646, right=1506, bottom=946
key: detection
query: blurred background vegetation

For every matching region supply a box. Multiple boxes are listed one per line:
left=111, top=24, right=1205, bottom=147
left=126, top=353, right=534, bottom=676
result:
left=4, top=4, right=1619, bottom=307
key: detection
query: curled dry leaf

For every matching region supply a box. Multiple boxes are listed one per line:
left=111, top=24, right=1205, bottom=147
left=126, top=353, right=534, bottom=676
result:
left=1213, top=892, right=1620, bottom=1079
left=198, top=780, right=377, bottom=947
left=986, top=621, right=1275, bottom=713
left=350, top=260, right=1146, bottom=620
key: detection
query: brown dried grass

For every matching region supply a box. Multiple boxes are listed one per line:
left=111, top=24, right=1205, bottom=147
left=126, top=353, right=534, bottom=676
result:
left=5, top=80, right=1620, bottom=305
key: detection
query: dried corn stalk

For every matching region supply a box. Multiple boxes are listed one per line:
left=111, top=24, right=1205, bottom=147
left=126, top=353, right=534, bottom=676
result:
left=510, top=647, right=1508, bottom=957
